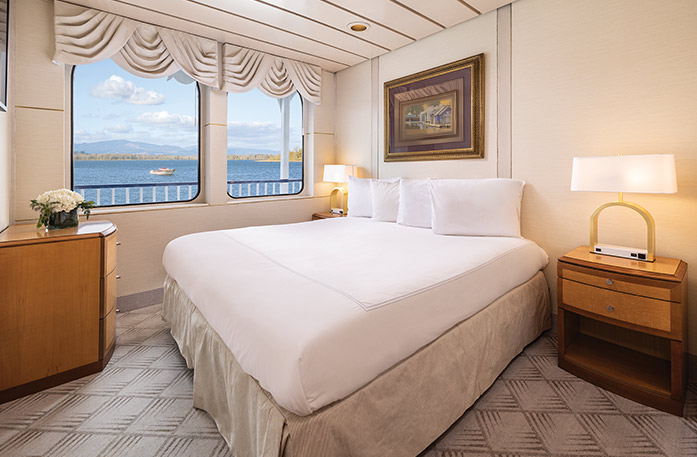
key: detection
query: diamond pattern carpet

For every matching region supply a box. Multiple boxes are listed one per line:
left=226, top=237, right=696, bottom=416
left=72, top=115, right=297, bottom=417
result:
left=0, top=305, right=695, bottom=456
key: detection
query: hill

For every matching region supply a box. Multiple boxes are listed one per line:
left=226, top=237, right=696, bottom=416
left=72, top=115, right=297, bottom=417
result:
left=73, top=139, right=278, bottom=157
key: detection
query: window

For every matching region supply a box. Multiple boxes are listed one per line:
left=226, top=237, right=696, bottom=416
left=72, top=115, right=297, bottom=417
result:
left=227, top=90, right=303, bottom=198
left=72, top=59, right=200, bottom=207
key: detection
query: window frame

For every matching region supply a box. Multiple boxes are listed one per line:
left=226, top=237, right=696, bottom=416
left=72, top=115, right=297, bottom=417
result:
left=226, top=91, right=305, bottom=199
left=69, top=64, right=203, bottom=208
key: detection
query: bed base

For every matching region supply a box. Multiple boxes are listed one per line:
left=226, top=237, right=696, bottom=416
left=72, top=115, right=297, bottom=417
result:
left=163, top=271, right=550, bottom=457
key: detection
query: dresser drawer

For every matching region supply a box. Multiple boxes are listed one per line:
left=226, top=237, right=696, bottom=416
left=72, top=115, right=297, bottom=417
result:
left=100, top=308, right=116, bottom=359
left=101, top=270, right=117, bottom=318
left=560, top=279, right=674, bottom=334
left=559, top=263, right=680, bottom=302
left=103, top=232, right=117, bottom=277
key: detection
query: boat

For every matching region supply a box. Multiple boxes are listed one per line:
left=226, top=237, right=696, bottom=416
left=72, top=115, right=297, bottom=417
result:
left=149, top=167, right=175, bottom=175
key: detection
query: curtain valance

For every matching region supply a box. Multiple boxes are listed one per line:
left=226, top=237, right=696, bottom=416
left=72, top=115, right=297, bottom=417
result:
left=52, top=1, right=321, bottom=103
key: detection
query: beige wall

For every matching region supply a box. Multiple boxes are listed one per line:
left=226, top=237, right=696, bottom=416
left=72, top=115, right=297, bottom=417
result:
left=10, top=0, right=335, bottom=296
left=335, top=10, right=499, bottom=179
left=335, top=0, right=697, bottom=353
left=512, top=0, right=697, bottom=353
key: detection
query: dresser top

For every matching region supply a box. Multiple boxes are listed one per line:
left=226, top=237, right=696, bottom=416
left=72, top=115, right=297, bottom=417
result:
left=0, top=221, right=116, bottom=246
left=559, top=246, right=686, bottom=282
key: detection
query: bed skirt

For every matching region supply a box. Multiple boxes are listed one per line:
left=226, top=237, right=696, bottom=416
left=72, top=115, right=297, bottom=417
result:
left=162, top=271, right=551, bottom=457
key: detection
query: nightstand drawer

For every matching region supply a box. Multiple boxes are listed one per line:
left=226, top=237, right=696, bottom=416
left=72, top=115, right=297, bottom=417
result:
left=561, top=279, right=673, bottom=333
left=559, top=263, right=679, bottom=302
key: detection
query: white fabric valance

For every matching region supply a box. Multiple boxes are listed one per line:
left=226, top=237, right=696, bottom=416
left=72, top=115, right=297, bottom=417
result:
left=53, top=1, right=322, bottom=104
left=222, top=44, right=321, bottom=103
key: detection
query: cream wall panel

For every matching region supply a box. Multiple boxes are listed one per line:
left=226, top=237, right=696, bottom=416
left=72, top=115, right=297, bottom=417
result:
left=14, top=108, right=65, bottom=220
left=311, top=70, right=336, bottom=196
left=377, top=10, right=498, bottom=179
left=511, top=0, right=697, bottom=353
left=335, top=61, right=372, bottom=177
left=313, top=71, right=335, bottom=136
left=0, top=111, right=9, bottom=231
left=14, top=0, right=63, bottom=110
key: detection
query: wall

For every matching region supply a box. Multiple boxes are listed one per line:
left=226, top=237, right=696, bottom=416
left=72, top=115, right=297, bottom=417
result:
left=334, top=0, right=697, bottom=354
left=335, top=9, right=499, bottom=179
left=10, top=0, right=335, bottom=297
left=512, top=0, right=697, bottom=353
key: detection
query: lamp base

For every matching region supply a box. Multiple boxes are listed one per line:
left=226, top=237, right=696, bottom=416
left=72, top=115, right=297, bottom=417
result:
left=592, top=243, right=648, bottom=261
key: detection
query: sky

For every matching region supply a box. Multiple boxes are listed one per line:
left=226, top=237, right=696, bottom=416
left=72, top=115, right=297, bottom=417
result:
left=73, top=58, right=303, bottom=152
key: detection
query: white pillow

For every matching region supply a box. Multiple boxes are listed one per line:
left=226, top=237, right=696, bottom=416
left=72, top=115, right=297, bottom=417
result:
left=370, top=180, right=400, bottom=222
left=347, top=176, right=372, bottom=217
left=397, top=178, right=432, bottom=228
left=430, top=178, right=525, bottom=237
left=347, top=176, right=400, bottom=218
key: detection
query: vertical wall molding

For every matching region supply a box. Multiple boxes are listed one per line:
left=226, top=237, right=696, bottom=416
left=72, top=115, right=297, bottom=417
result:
left=370, top=57, right=379, bottom=178
left=496, top=5, right=512, bottom=179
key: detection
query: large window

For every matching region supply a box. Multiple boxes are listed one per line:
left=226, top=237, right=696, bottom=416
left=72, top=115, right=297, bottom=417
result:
left=227, top=90, right=303, bottom=198
left=72, top=59, right=200, bottom=207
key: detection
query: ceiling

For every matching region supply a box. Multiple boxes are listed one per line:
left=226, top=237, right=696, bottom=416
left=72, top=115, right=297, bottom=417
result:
left=67, top=0, right=516, bottom=72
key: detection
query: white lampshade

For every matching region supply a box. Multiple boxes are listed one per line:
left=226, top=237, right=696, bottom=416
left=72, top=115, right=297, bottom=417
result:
left=571, top=154, right=677, bottom=194
left=323, top=164, right=356, bottom=183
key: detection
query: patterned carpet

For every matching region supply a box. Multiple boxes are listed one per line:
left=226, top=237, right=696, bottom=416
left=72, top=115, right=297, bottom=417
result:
left=0, top=305, right=695, bottom=457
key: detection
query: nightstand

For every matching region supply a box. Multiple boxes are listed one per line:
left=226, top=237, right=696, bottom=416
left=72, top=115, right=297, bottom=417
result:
left=312, top=211, right=346, bottom=221
left=557, top=247, right=688, bottom=415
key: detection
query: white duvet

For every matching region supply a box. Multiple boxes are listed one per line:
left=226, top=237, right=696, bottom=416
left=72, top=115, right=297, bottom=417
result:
left=162, top=217, right=548, bottom=416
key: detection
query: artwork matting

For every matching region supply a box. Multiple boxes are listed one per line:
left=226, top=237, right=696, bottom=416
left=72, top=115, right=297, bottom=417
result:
left=384, top=54, right=483, bottom=162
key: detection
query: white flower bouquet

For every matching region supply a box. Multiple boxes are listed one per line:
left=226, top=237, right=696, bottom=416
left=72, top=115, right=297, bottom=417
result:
left=30, top=189, right=95, bottom=229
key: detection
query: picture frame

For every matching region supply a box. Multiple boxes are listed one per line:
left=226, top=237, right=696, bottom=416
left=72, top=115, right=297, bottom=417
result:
left=384, top=54, right=483, bottom=162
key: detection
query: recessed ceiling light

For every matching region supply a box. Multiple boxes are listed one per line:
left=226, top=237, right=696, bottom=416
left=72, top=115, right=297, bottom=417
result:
left=348, top=22, right=369, bottom=32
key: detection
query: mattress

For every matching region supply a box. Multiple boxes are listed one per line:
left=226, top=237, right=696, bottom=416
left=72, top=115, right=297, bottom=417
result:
left=162, top=217, right=549, bottom=416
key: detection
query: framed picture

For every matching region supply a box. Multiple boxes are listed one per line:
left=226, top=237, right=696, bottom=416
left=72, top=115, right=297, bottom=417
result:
left=384, top=54, right=483, bottom=162
left=0, top=0, right=7, bottom=112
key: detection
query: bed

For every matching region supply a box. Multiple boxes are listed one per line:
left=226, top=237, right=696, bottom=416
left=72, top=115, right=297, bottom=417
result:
left=162, top=216, right=550, bottom=457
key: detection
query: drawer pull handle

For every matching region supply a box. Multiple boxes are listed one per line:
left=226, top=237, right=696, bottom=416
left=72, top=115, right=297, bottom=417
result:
left=116, top=241, right=121, bottom=246
left=606, top=305, right=614, bottom=312
left=116, top=275, right=121, bottom=280
left=606, top=279, right=613, bottom=286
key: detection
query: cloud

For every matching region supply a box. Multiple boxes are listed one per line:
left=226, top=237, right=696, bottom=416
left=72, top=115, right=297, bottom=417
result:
left=135, top=110, right=196, bottom=128
left=227, top=121, right=303, bottom=150
left=90, top=75, right=165, bottom=105
left=104, top=124, right=133, bottom=134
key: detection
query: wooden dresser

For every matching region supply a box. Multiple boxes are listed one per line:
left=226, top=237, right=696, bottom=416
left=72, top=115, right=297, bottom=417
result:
left=0, top=221, right=118, bottom=403
left=557, top=246, right=687, bottom=415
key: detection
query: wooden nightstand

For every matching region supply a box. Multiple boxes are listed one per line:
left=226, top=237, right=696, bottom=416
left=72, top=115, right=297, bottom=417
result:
left=312, top=211, right=347, bottom=221
left=557, top=246, right=688, bottom=415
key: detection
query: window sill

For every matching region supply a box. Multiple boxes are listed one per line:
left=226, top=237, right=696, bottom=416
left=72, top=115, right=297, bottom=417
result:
left=82, top=193, right=319, bottom=215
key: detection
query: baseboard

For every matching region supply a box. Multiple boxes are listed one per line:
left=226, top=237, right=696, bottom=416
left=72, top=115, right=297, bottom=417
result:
left=116, top=288, right=164, bottom=312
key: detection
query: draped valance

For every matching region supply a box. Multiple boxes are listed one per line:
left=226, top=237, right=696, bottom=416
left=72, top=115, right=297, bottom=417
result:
left=52, top=1, right=322, bottom=103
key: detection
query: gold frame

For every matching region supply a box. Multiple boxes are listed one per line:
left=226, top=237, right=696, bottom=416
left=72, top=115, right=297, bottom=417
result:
left=384, top=54, right=484, bottom=162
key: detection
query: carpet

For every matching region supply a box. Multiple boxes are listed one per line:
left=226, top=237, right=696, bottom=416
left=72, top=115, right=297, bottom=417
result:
left=0, top=305, right=695, bottom=456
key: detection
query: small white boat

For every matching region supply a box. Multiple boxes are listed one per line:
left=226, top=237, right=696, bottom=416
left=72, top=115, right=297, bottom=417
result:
left=149, top=167, right=175, bottom=175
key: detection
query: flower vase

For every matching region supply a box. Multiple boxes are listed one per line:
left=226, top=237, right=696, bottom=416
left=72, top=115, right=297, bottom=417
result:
left=48, top=208, right=79, bottom=230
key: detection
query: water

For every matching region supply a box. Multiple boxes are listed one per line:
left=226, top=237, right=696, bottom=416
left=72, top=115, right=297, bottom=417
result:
left=73, top=160, right=303, bottom=206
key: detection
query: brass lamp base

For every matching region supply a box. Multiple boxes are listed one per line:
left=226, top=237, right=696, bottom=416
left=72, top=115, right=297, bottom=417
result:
left=329, top=187, right=347, bottom=215
left=589, top=193, right=656, bottom=262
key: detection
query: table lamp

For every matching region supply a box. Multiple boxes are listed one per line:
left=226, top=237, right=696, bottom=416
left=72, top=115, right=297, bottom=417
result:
left=570, top=154, right=677, bottom=262
left=323, top=164, right=356, bottom=215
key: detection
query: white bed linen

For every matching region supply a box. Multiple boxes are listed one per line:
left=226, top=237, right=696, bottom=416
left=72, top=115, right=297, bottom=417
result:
left=162, top=217, right=548, bottom=415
